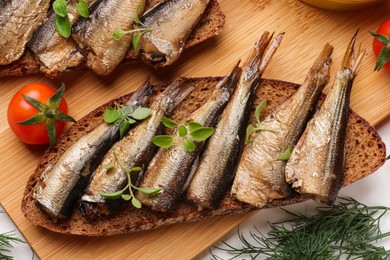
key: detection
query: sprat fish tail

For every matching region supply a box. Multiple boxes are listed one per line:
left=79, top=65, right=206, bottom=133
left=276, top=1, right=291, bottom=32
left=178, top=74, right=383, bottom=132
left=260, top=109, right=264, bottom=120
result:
left=187, top=32, right=284, bottom=210
left=232, top=42, right=333, bottom=208
left=285, top=32, right=366, bottom=204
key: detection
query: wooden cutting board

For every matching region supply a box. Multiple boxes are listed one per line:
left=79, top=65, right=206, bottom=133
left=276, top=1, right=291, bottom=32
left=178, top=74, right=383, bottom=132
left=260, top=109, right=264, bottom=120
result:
left=1, top=1, right=390, bottom=259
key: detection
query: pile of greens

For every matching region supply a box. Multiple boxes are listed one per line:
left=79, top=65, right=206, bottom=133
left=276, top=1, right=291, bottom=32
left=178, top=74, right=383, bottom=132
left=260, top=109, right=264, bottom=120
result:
left=0, top=210, right=25, bottom=260
left=212, top=197, right=390, bottom=259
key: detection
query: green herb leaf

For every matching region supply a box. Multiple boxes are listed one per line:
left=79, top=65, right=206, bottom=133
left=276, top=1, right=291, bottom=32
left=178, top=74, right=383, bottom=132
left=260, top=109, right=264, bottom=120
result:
left=128, top=118, right=137, bottom=124
left=178, top=125, right=188, bottom=137
left=76, top=0, right=89, bottom=18
left=132, top=32, right=142, bottom=55
left=137, top=187, right=162, bottom=195
left=53, top=0, right=67, bottom=17
left=130, top=166, right=142, bottom=172
left=131, top=107, right=152, bottom=120
left=387, top=154, right=390, bottom=160
left=103, top=108, right=120, bottom=123
left=54, top=14, right=71, bottom=38
left=119, top=122, right=130, bottom=138
left=152, top=135, right=174, bottom=148
left=184, top=139, right=196, bottom=152
left=162, top=117, right=177, bottom=128
left=254, top=124, right=273, bottom=132
left=244, top=101, right=274, bottom=146
left=245, top=124, right=255, bottom=144
left=100, top=151, right=154, bottom=208
left=131, top=197, right=142, bottom=208
left=121, top=194, right=132, bottom=201
left=134, top=3, right=144, bottom=24
left=122, top=105, right=134, bottom=115
left=113, top=28, right=125, bottom=41
left=105, top=104, right=151, bottom=138
left=188, top=122, right=203, bottom=132
left=278, top=147, right=292, bottom=161
left=255, top=100, right=267, bottom=124
left=190, top=127, right=215, bottom=142
left=101, top=190, right=124, bottom=200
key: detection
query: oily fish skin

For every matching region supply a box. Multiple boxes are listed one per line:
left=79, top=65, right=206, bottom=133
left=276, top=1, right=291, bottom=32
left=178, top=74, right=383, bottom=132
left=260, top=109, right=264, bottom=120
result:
left=138, top=0, right=210, bottom=66
left=28, top=0, right=96, bottom=77
left=79, top=81, right=193, bottom=220
left=285, top=35, right=365, bottom=204
left=72, top=0, right=145, bottom=75
left=33, top=82, right=153, bottom=219
left=187, top=33, right=285, bottom=211
left=231, top=44, right=333, bottom=208
left=0, top=0, right=51, bottom=65
left=136, top=72, right=237, bottom=212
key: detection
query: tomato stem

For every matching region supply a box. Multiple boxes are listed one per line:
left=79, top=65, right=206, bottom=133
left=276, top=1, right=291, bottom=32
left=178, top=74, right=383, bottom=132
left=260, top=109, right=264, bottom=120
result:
left=46, top=108, right=58, bottom=119
left=17, top=84, right=75, bottom=148
left=370, top=31, right=390, bottom=71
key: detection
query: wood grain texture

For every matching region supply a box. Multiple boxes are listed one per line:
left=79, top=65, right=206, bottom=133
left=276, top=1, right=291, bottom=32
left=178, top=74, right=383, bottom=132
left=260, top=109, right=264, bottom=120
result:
left=0, top=0, right=389, bottom=259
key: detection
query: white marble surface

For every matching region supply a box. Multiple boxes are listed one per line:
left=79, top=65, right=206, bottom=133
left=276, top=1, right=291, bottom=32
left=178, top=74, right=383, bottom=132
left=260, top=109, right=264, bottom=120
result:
left=0, top=121, right=389, bottom=259
left=198, top=119, right=390, bottom=259
left=0, top=205, right=37, bottom=260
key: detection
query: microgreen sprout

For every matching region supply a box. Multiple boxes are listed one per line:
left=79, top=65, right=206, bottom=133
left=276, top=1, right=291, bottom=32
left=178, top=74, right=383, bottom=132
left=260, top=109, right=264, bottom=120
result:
left=53, top=0, right=90, bottom=38
left=103, top=103, right=151, bottom=138
left=245, top=100, right=275, bottom=144
left=112, top=3, right=151, bottom=55
left=152, top=117, right=214, bottom=153
left=278, top=147, right=291, bottom=161
left=100, top=149, right=162, bottom=208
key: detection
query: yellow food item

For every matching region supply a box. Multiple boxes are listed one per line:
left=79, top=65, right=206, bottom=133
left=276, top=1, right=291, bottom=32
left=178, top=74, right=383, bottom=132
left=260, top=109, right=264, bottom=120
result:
left=301, top=0, right=385, bottom=11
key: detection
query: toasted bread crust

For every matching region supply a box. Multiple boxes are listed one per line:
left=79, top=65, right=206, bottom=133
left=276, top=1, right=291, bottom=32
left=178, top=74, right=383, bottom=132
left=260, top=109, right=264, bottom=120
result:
left=21, top=77, right=387, bottom=236
left=0, top=0, right=225, bottom=78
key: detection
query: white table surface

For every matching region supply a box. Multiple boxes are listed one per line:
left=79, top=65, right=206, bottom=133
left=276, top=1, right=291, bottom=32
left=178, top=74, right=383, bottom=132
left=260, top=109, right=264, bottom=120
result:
left=1, top=120, right=389, bottom=260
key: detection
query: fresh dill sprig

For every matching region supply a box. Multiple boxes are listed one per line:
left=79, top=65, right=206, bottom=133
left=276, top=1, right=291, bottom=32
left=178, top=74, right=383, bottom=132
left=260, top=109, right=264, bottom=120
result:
left=0, top=231, right=25, bottom=260
left=0, top=210, right=25, bottom=260
left=211, top=197, right=390, bottom=260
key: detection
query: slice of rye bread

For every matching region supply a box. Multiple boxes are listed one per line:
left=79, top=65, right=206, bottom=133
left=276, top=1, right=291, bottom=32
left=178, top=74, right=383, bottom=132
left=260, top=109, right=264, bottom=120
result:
left=21, top=77, right=387, bottom=236
left=0, top=0, right=225, bottom=78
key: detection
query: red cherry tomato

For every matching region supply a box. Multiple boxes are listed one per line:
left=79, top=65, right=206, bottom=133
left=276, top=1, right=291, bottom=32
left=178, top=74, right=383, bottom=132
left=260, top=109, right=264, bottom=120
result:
left=7, top=83, right=70, bottom=145
left=372, top=19, right=390, bottom=72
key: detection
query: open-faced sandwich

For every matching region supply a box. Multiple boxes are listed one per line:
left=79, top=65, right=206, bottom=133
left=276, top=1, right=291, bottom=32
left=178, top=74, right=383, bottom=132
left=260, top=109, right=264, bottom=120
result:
left=0, top=0, right=225, bottom=77
left=21, top=31, right=387, bottom=235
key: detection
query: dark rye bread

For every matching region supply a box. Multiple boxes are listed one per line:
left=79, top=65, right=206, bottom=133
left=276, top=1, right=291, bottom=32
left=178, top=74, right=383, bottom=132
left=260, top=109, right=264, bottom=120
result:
left=21, top=77, right=387, bottom=236
left=0, top=0, right=225, bottom=78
